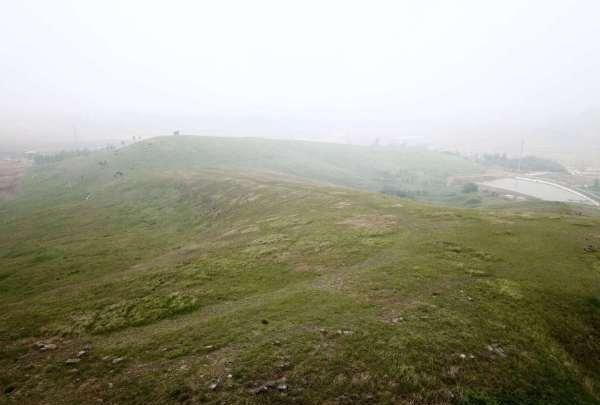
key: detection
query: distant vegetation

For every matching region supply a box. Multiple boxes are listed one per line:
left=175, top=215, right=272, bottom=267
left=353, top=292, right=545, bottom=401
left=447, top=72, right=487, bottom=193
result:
left=380, top=185, right=429, bottom=198
left=479, top=153, right=566, bottom=173
left=31, top=149, right=91, bottom=165
left=462, top=182, right=479, bottom=193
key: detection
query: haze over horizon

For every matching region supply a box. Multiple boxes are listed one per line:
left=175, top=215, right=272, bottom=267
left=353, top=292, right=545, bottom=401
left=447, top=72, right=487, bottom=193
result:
left=3, top=3, right=600, bottom=403
left=1, top=1, right=600, bottom=159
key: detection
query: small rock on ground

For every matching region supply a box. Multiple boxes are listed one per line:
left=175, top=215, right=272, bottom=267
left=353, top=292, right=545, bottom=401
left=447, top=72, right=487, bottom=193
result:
left=35, top=342, right=57, bottom=351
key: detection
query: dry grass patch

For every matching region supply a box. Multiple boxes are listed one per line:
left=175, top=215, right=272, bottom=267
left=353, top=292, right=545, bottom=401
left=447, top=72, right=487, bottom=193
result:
left=338, top=214, right=399, bottom=231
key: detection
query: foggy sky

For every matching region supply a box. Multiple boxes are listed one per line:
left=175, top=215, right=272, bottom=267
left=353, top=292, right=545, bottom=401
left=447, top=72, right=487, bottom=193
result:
left=1, top=0, right=600, bottom=151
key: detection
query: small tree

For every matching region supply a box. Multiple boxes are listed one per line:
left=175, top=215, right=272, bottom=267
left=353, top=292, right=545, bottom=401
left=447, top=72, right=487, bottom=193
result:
left=462, top=182, right=479, bottom=193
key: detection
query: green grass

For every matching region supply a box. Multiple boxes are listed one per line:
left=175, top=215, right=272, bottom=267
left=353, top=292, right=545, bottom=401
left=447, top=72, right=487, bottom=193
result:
left=0, top=137, right=599, bottom=404
left=21, top=135, right=482, bottom=203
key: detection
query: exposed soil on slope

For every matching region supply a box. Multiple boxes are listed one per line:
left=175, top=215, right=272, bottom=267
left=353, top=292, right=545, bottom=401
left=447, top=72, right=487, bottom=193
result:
left=0, top=159, right=30, bottom=199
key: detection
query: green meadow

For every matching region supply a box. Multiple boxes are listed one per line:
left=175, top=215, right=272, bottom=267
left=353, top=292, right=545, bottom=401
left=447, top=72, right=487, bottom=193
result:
left=1, top=137, right=599, bottom=404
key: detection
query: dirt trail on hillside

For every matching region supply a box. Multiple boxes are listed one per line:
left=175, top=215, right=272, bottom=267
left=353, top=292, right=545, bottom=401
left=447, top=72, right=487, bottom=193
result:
left=0, top=159, right=30, bottom=199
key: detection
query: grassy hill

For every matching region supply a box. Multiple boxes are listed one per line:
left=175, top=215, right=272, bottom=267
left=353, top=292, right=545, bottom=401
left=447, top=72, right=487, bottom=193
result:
left=1, top=137, right=599, bottom=404
left=25, top=136, right=482, bottom=202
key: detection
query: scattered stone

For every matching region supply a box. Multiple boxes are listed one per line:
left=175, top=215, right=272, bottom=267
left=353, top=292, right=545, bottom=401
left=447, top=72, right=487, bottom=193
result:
left=227, top=374, right=233, bottom=379
left=208, top=381, right=220, bottom=391
left=112, top=357, right=125, bottom=364
left=250, top=378, right=288, bottom=394
left=276, top=360, right=292, bottom=370
left=584, top=245, right=598, bottom=253
left=204, top=345, right=214, bottom=350
left=467, top=297, right=473, bottom=301
left=276, top=377, right=287, bottom=384
left=83, top=343, right=92, bottom=351
left=65, top=358, right=81, bottom=364
left=459, top=353, right=466, bottom=359
left=102, top=356, right=111, bottom=361
left=486, top=344, right=507, bottom=357
left=250, top=385, right=269, bottom=395
left=77, top=350, right=87, bottom=358
left=35, top=342, right=57, bottom=351
left=319, top=328, right=327, bottom=334
left=261, top=319, right=269, bottom=325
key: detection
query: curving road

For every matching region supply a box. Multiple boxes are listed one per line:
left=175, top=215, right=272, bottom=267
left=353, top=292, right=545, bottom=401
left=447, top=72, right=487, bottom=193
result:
left=480, top=176, right=600, bottom=207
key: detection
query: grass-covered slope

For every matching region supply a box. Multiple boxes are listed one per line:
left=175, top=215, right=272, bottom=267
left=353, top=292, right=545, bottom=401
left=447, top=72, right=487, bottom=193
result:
left=31, top=136, right=481, bottom=201
left=1, top=138, right=599, bottom=404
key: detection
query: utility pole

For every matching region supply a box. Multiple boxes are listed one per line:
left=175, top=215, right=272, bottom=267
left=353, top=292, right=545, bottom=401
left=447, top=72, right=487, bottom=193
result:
left=73, top=126, right=79, bottom=150
left=517, top=137, right=525, bottom=173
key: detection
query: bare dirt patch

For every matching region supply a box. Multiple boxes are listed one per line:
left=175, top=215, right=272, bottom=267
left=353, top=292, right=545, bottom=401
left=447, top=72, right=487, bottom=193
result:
left=0, top=159, right=30, bottom=199
left=338, top=214, right=398, bottom=231
left=334, top=201, right=352, bottom=209
left=221, top=225, right=260, bottom=238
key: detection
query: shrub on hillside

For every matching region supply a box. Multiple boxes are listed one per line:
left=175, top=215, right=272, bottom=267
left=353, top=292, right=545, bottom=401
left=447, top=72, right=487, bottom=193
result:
left=462, top=182, right=479, bottom=193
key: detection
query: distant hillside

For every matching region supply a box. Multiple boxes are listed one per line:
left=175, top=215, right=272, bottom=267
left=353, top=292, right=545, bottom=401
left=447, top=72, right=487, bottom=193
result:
left=28, top=135, right=482, bottom=203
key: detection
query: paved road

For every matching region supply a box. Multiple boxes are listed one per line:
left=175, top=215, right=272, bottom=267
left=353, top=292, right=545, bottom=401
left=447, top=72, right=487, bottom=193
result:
left=480, top=176, right=600, bottom=207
